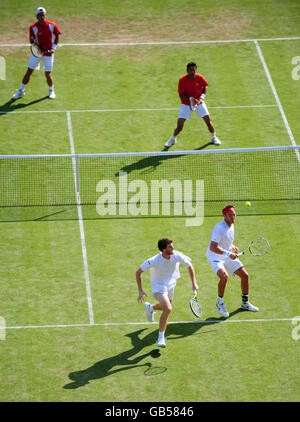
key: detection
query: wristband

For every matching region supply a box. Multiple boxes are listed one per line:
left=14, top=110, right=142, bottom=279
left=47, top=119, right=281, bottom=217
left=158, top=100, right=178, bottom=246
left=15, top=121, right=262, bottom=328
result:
left=52, top=43, right=57, bottom=50
left=223, top=250, right=230, bottom=257
left=200, top=94, right=206, bottom=100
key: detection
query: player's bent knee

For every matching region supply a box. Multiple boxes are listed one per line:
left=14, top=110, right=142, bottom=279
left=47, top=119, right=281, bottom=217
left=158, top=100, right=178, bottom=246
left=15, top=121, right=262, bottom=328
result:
left=164, top=304, right=172, bottom=314
left=218, top=271, right=228, bottom=284
left=236, top=267, right=249, bottom=281
left=176, top=118, right=185, bottom=131
left=243, top=271, right=249, bottom=280
left=25, top=68, right=34, bottom=77
left=242, top=274, right=249, bottom=284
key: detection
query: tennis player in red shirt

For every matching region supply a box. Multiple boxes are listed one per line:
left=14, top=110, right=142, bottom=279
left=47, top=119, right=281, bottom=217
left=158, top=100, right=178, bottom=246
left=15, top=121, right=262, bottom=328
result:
left=165, top=62, right=221, bottom=147
left=12, top=7, right=61, bottom=100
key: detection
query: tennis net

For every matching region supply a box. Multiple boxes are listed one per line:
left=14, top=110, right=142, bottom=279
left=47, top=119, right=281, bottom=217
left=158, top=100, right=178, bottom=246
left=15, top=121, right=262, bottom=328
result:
left=0, top=145, right=299, bottom=217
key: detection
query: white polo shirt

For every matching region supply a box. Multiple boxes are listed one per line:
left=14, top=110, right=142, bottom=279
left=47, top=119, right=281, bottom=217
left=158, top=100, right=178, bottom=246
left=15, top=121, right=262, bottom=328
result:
left=206, top=220, right=234, bottom=261
left=140, top=250, right=192, bottom=289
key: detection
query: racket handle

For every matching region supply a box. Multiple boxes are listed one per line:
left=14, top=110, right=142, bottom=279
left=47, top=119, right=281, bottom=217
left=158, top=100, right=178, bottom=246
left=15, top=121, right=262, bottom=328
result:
left=193, top=290, right=198, bottom=295
left=237, top=252, right=243, bottom=256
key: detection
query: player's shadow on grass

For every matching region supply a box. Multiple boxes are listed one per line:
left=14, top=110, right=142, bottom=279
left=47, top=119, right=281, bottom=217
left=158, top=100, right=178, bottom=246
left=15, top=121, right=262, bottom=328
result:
left=0, top=97, right=49, bottom=116
left=115, top=143, right=213, bottom=176
left=63, top=328, right=164, bottom=389
left=115, top=151, right=184, bottom=176
left=166, top=307, right=247, bottom=341
left=63, top=310, right=245, bottom=390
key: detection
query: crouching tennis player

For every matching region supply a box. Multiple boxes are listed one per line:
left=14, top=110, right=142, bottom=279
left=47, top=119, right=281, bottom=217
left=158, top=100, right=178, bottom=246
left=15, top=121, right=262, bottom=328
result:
left=206, top=205, right=259, bottom=318
left=136, top=238, right=198, bottom=347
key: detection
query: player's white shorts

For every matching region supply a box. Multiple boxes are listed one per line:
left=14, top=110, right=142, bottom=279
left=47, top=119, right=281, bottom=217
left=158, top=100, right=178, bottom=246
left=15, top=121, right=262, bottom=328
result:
left=28, top=54, right=54, bottom=72
left=152, top=282, right=176, bottom=300
left=208, top=257, right=244, bottom=277
left=178, top=102, right=209, bottom=120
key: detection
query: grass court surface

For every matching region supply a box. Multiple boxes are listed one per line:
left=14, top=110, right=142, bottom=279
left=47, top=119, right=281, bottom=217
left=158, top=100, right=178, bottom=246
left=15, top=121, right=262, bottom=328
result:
left=0, top=0, right=299, bottom=403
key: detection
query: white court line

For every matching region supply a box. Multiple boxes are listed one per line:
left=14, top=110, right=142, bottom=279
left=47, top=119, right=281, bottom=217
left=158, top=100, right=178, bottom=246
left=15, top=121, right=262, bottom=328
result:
left=66, top=111, right=94, bottom=325
left=1, top=36, right=300, bottom=47
left=5, top=317, right=295, bottom=330
left=0, top=104, right=277, bottom=114
left=254, top=40, right=300, bottom=162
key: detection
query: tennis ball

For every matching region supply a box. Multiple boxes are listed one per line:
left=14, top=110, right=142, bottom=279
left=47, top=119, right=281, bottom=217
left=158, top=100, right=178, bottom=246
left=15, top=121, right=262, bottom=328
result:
left=245, top=201, right=251, bottom=207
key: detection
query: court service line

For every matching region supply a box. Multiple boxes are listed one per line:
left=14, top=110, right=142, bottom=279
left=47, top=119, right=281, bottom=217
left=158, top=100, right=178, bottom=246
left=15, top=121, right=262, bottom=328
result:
left=254, top=40, right=300, bottom=162
left=0, top=104, right=278, bottom=115
left=66, top=111, right=94, bottom=325
left=1, top=36, right=300, bottom=47
left=5, top=317, right=295, bottom=330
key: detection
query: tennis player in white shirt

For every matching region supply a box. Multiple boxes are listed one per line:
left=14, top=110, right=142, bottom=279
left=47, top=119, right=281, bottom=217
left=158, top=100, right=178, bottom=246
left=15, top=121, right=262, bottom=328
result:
left=136, top=238, right=198, bottom=347
left=206, top=205, right=259, bottom=318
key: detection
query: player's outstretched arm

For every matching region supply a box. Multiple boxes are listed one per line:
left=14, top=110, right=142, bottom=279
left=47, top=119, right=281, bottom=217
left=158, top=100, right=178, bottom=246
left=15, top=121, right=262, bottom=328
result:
left=136, top=268, right=147, bottom=302
left=188, top=265, right=198, bottom=292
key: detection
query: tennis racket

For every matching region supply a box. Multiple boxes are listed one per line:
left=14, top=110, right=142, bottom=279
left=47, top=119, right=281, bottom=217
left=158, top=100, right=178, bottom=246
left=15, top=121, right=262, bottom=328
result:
left=189, top=290, right=202, bottom=318
left=237, top=237, right=270, bottom=257
left=189, top=97, right=196, bottom=111
left=30, top=43, right=51, bottom=58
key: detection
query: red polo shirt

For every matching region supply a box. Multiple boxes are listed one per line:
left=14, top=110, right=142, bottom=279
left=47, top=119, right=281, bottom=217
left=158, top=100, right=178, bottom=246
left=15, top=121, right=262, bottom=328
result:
left=29, top=20, right=61, bottom=56
left=178, top=73, right=208, bottom=105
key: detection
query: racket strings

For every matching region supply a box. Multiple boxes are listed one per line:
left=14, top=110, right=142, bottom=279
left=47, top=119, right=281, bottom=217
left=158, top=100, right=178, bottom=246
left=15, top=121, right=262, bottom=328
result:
left=249, top=238, right=270, bottom=256
left=189, top=97, right=196, bottom=111
left=190, top=298, right=201, bottom=317
left=31, top=45, right=42, bottom=57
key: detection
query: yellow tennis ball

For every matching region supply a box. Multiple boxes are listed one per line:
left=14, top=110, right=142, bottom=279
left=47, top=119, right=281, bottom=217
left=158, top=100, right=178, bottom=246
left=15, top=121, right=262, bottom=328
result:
left=245, top=201, right=251, bottom=207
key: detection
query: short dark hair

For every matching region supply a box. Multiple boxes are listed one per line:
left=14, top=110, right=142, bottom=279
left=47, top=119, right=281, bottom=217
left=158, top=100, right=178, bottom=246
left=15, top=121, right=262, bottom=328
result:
left=187, top=61, right=197, bottom=71
left=158, top=238, right=173, bottom=251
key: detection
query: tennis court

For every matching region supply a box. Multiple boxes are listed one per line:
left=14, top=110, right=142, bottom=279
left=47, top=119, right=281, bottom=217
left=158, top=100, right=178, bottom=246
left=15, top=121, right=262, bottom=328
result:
left=0, top=0, right=299, bottom=403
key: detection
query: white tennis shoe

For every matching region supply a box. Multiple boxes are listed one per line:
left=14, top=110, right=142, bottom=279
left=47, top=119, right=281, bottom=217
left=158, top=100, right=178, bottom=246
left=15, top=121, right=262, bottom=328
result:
left=49, top=88, right=56, bottom=99
left=156, top=337, right=166, bottom=347
left=164, top=137, right=176, bottom=148
left=12, top=89, right=25, bottom=100
left=241, top=301, right=259, bottom=312
left=144, top=302, right=154, bottom=322
left=216, top=301, right=229, bottom=318
left=211, top=136, right=221, bottom=145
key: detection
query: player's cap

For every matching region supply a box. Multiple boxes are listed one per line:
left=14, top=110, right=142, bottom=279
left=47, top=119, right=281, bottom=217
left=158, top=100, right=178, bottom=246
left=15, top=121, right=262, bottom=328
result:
left=36, top=7, right=46, bottom=16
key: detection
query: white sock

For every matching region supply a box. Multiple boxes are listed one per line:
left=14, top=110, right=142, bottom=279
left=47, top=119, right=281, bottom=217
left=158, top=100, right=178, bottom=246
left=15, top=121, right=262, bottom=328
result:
left=218, top=296, right=224, bottom=304
left=49, top=85, right=54, bottom=91
left=158, top=331, right=165, bottom=339
left=20, top=83, right=26, bottom=90
left=211, top=132, right=216, bottom=139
